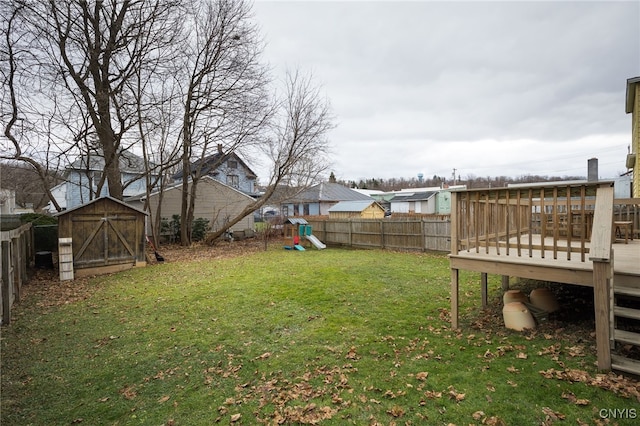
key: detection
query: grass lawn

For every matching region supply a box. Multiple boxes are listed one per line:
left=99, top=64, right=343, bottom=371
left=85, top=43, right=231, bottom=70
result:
left=1, top=242, right=639, bottom=425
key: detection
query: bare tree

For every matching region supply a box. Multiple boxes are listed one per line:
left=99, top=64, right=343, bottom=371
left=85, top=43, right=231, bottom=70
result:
left=176, top=0, right=271, bottom=245
left=2, top=0, right=183, bottom=205
left=1, top=1, right=64, bottom=211
left=204, top=69, right=334, bottom=243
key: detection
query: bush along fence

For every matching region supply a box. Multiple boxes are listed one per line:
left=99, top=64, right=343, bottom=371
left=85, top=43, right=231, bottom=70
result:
left=1, top=223, right=34, bottom=325
left=305, top=216, right=451, bottom=252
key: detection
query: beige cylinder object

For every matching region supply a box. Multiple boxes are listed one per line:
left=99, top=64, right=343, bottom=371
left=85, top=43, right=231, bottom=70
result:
left=503, top=290, right=528, bottom=305
left=529, top=288, right=560, bottom=313
left=502, top=302, right=536, bottom=331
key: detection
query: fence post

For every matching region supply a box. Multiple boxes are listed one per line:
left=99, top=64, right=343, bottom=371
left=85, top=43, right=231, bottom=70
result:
left=2, top=240, right=11, bottom=325
left=12, top=237, right=22, bottom=303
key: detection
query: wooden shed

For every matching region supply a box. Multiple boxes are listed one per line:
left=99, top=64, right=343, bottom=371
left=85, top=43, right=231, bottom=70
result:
left=328, top=200, right=386, bottom=219
left=56, top=196, right=147, bottom=277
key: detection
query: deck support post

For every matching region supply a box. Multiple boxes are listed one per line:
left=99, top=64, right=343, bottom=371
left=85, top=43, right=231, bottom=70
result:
left=451, top=268, right=459, bottom=329
left=481, top=273, right=488, bottom=309
left=593, top=259, right=612, bottom=371
left=501, top=275, right=510, bottom=291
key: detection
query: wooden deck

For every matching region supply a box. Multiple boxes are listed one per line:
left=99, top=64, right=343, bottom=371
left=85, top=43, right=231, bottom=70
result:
left=450, top=237, right=639, bottom=285
left=449, top=182, right=640, bottom=374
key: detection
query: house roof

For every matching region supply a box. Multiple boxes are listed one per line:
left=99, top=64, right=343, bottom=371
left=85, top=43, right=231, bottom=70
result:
left=389, top=191, right=437, bottom=202
left=173, top=151, right=257, bottom=181
left=125, top=176, right=254, bottom=203
left=68, top=149, right=148, bottom=174
left=328, top=200, right=383, bottom=213
left=626, top=76, right=640, bottom=114
left=290, top=182, right=373, bottom=203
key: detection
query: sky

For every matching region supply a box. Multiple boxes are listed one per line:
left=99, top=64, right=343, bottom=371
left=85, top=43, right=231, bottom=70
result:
left=251, top=0, right=640, bottom=183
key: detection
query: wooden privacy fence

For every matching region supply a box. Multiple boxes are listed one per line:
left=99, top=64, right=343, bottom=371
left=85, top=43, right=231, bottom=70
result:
left=305, top=216, right=451, bottom=251
left=1, top=223, right=34, bottom=325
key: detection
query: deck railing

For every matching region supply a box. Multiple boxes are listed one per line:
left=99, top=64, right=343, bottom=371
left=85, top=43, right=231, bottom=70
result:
left=450, top=182, right=618, bottom=263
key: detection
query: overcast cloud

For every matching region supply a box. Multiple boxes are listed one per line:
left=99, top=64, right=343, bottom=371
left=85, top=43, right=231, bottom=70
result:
left=252, top=0, right=639, bottom=183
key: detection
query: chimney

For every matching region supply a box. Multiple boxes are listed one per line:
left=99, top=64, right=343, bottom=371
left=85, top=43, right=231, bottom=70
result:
left=217, top=144, right=223, bottom=154
left=587, top=158, right=598, bottom=182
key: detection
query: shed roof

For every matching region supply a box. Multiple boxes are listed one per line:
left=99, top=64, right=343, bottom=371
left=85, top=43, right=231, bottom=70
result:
left=55, top=196, right=148, bottom=217
left=328, top=200, right=382, bottom=213
left=286, top=218, right=308, bottom=225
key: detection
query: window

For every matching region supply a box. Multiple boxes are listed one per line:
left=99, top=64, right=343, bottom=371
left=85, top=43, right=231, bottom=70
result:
left=228, top=160, right=238, bottom=169
left=226, top=175, right=239, bottom=188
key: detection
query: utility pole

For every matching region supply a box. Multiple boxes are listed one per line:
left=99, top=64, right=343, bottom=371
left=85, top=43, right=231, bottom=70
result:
left=452, top=168, right=457, bottom=186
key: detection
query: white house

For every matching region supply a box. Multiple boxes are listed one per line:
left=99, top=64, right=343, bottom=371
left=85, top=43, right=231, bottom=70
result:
left=0, top=188, right=16, bottom=215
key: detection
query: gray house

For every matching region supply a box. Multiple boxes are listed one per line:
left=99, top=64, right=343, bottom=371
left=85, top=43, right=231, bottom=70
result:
left=127, top=176, right=255, bottom=236
left=281, top=182, right=373, bottom=217
left=173, top=144, right=258, bottom=196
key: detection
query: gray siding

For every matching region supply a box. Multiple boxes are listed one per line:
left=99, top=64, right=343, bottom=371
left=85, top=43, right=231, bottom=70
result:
left=146, top=177, right=254, bottom=233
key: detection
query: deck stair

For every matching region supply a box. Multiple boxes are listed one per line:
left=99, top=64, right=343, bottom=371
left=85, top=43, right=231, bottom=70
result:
left=611, top=273, right=640, bottom=375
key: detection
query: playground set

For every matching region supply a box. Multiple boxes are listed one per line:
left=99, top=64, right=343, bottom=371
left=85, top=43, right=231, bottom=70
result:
left=284, top=218, right=326, bottom=251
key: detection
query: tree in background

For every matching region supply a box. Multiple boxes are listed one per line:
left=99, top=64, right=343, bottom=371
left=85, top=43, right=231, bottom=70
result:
left=176, top=0, right=271, bottom=245
left=204, top=70, right=334, bottom=243
left=3, top=1, right=332, bottom=247
left=2, top=0, right=182, bottom=206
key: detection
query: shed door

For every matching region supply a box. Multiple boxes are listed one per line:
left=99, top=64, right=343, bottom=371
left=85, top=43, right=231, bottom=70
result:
left=72, top=214, right=138, bottom=268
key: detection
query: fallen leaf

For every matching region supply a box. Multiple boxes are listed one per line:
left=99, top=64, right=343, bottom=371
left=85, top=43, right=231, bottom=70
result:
left=472, top=410, right=485, bottom=420
left=416, top=371, right=429, bottom=381
left=424, top=390, right=442, bottom=399
left=158, top=395, right=170, bottom=403
left=387, top=405, right=405, bottom=417
left=119, top=385, right=137, bottom=400
left=345, top=346, right=359, bottom=360
left=230, top=413, right=241, bottom=422
left=542, top=407, right=565, bottom=421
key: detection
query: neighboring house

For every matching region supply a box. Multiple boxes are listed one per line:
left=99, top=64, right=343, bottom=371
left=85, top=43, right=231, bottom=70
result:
left=126, top=176, right=255, bottom=236
left=0, top=188, right=16, bottom=215
left=48, top=149, right=153, bottom=211
left=328, top=200, right=386, bottom=219
left=281, top=182, right=373, bottom=217
left=626, top=76, right=639, bottom=197
left=388, top=191, right=438, bottom=214
left=174, top=144, right=258, bottom=196
left=0, top=188, right=34, bottom=215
